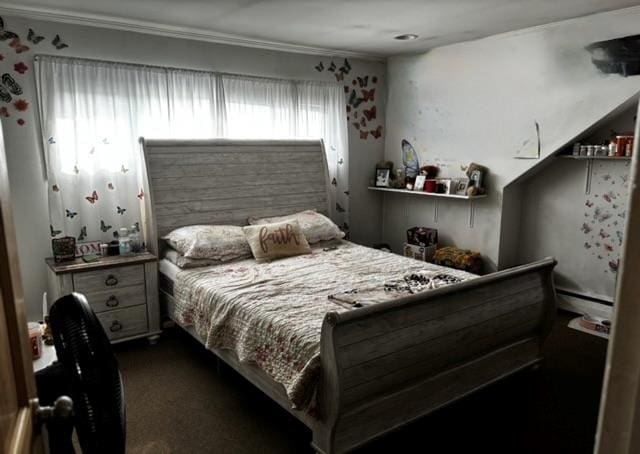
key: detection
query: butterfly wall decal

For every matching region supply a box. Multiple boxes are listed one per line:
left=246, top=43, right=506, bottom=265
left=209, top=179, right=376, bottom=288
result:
left=357, top=76, right=369, bottom=88
left=361, top=89, right=375, bottom=102
left=133, top=222, right=140, bottom=232
left=9, top=37, right=29, bottom=54
left=27, top=28, right=45, bottom=44
left=0, top=18, right=18, bottom=42
left=137, top=189, right=144, bottom=199
left=0, top=73, right=23, bottom=100
left=121, top=165, right=129, bottom=173
left=359, top=130, right=369, bottom=139
left=50, top=224, right=62, bottom=237
left=360, top=117, right=366, bottom=127
left=314, top=62, right=324, bottom=72
left=363, top=106, right=376, bottom=121
left=0, top=107, right=8, bottom=117
left=52, top=34, right=69, bottom=50
left=107, top=182, right=114, bottom=190
left=327, top=61, right=336, bottom=72
left=48, top=137, right=56, bottom=144
left=78, top=226, right=87, bottom=241
left=73, top=165, right=80, bottom=174
left=331, top=178, right=337, bottom=186
left=370, top=125, right=383, bottom=139
left=85, top=190, right=98, bottom=204
left=52, top=184, right=60, bottom=192
left=117, top=206, right=126, bottom=215
left=336, top=203, right=346, bottom=213
left=65, top=209, right=78, bottom=218
left=352, top=122, right=360, bottom=130
left=13, top=62, right=28, bottom=74
left=402, top=139, right=420, bottom=177
left=100, top=220, right=112, bottom=232
left=339, top=59, right=351, bottom=74
left=334, top=72, right=344, bottom=82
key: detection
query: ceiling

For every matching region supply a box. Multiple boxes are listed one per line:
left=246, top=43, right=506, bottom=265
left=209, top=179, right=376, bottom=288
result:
left=3, top=0, right=640, bottom=58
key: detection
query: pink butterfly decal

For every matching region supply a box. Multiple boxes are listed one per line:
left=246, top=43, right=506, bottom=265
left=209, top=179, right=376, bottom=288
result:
left=359, top=130, right=369, bottom=139
left=361, top=89, right=375, bottom=102
left=9, top=37, right=29, bottom=54
left=85, top=190, right=98, bottom=204
left=370, top=125, right=383, bottom=139
left=363, top=106, right=376, bottom=121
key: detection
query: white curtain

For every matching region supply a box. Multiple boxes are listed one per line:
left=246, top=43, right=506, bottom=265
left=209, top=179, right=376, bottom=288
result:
left=36, top=57, right=170, bottom=243
left=36, top=56, right=348, bottom=244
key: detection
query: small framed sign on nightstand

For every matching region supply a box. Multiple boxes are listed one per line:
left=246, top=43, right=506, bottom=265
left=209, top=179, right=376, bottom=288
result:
left=45, top=252, right=161, bottom=345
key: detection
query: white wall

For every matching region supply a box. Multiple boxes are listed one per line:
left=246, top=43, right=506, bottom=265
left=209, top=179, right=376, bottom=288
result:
left=383, top=7, right=640, bottom=270
left=0, top=15, right=385, bottom=320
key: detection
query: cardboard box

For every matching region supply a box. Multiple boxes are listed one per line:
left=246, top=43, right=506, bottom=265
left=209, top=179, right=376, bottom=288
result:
left=403, top=243, right=437, bottom=262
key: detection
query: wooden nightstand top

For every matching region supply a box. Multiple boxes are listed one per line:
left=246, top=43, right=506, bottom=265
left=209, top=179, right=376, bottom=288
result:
left=45, top=252, right=157, bottom=274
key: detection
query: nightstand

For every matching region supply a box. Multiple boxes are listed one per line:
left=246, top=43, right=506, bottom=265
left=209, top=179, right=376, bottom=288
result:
left=45, top=252, right=161, bottom=345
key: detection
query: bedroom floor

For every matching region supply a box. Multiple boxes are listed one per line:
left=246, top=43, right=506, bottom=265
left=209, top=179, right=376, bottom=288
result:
left=114, top=310, right=608, bottom=454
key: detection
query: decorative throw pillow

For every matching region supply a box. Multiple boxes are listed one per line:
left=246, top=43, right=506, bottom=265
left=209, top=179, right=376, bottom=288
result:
left=162, top=225, right=251, bottom=260
left=243, top=220, right=311, bottom=262
left=248, top=210, right=344, bottom=244
left=163, top=249, right=222, bottom=269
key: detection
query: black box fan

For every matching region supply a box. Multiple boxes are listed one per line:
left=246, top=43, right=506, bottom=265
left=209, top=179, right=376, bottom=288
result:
left=36, top=293, right=126, bottom=454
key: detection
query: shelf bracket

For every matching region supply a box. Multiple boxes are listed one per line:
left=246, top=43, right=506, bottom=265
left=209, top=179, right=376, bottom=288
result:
left=433, top=199, right=439, bottom=224
left=585, top=158, right=594, bottom=195
left=469, top=200, right=476, bottom=228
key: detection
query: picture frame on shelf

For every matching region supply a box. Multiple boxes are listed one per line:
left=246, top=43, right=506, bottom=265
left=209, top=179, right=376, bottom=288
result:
left=375, top=167, right=391, bottom=187
left=454, top=178, right=470, bottom=195
left=438, top=179, right=452, bottom=194
left=414, top=175, right=426, bottom=191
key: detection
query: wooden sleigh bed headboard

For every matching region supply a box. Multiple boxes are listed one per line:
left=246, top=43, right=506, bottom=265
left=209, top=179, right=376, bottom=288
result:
left=139, top=138, right=331, bottom=255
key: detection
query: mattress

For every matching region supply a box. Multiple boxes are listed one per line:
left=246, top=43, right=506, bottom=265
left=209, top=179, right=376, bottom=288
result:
left=169, top=241, right=477, bottom=409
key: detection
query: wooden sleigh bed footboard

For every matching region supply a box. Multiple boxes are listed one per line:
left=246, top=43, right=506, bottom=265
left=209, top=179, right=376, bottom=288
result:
left=313, top=257, right=557, bottom=454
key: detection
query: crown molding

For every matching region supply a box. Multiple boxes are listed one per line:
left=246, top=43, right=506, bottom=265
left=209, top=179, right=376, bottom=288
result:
left=0, top=3, right=385, bottom=61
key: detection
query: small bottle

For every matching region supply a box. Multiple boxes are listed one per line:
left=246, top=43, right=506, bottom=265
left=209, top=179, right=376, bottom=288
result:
left=118, top=227, right=131, bottom=256
left=608, top=142, right=617, bottom=157
left=129, top=224, right=140, bottom=253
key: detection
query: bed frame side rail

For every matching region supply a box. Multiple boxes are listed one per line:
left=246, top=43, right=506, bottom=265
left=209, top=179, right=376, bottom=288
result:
left=314, top=257, right=557, bottom=453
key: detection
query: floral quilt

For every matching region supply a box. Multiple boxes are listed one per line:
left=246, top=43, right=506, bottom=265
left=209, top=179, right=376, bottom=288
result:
left=171, top=241, right=476, bottom=409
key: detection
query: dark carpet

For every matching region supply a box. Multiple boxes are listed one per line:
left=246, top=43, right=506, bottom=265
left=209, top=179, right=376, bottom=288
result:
left=113, top=310, right=608, bottom=453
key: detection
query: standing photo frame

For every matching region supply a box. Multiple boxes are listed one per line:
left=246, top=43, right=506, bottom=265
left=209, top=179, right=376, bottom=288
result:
left=375, top=167, right=391, bottom=187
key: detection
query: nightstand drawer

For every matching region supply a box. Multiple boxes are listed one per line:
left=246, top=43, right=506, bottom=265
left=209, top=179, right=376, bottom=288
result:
left=97, top=305, right=148, bottom=341
left=73, top=264, right=145, bottom=294
left=83, top=285, right=147, bottom=313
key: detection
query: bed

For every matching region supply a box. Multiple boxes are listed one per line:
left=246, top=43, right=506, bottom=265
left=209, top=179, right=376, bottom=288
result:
left=140, top=138, right=557, bottom=453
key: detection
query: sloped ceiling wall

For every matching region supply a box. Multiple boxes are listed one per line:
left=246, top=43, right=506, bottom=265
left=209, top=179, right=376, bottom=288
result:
left=383, top=6, right=640, bottom=269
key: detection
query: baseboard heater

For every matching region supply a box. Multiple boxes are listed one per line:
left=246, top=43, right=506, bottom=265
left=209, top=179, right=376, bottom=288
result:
left=556, top=286, right=613, bottom=318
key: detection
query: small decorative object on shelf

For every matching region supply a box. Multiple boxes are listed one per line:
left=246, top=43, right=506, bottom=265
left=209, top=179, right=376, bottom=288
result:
left=405, top=227, right=438, bottom=262
left=52, top=236, right=76, bottom=262
left=568, top=135, right=633, bottom=159
left=375, top=167, right=391, bottom=187
left=413, top=175, right=426, bottom=191
left=466, top=163, right=487, bottom=196
left=453, top=178, right=470, bottom=195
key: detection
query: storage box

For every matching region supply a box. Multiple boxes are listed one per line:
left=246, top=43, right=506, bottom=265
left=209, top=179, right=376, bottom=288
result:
left=406, top=227, right=438, bottom=247
left=403, top=243, right=437, bottom=262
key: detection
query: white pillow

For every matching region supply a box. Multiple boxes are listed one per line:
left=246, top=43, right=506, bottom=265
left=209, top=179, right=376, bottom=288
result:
left=162, top=225, right=251, bottom=260
left=248, top=210, right=344, bottom=244
left=163, top=249, right=222, bottom=269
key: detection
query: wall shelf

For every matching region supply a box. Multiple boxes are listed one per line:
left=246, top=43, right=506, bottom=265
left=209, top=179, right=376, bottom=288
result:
left=558, top=155, right=631, bottom=160
left=556, top=154, right=632, bottom=194
left=367, top=186, right=487, bottom=200
left=368, top=186, right=486, bottom=228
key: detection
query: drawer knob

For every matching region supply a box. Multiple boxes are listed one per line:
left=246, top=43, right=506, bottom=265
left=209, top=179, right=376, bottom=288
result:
left=110, top=321, right=123, bottom=332
left=105, top=274, right=118, bottom=286
left=106, top=296, right=119, bottom=308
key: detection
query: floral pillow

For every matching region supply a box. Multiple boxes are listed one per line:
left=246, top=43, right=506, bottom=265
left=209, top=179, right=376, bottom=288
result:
left=243, top=220, right=311, bottom=263
left=248, top=210, right=344, bottom=244
left=162, top=225, right=251, bottom=260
